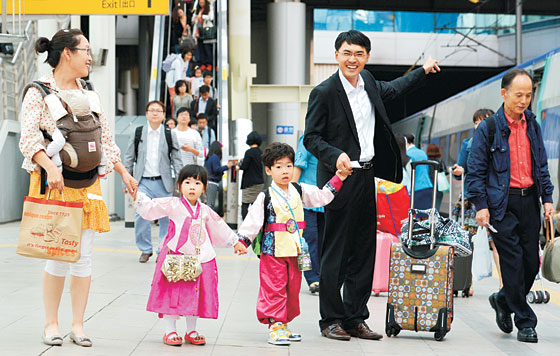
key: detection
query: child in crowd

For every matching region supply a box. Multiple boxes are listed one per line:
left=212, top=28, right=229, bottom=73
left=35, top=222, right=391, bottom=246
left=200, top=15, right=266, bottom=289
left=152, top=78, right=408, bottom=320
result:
left=165, top=117, right=177, bottom=130
left=237, top=142, right=347, bottom=345
left=187, top=66, right=204, bottom=99
left=135, top=165, right=247, bottom=347
left=194, top=71, right=214, bottom=98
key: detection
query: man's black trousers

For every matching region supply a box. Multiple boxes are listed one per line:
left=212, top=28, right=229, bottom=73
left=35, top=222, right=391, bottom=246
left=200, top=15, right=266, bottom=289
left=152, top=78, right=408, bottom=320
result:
left=319, top=167, right=377, bottom=330
left=490, top=188, right=541, bottom=329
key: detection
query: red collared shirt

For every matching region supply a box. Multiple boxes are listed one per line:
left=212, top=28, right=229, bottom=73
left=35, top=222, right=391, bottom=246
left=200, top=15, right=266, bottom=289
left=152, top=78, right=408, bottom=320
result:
left=505, top=112, right=533, bottom=188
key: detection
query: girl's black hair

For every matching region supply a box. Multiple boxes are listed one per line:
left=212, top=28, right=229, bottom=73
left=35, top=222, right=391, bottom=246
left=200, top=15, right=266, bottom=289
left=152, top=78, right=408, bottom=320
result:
left=177, top=164, right=208, bottom=188
left=206, top=141, right=222, bottom=161
left=262, top=142, right=295, bottom=168
left=35, top=29, right=84, bottom=68
left=165, top=117, right=178, bottom=126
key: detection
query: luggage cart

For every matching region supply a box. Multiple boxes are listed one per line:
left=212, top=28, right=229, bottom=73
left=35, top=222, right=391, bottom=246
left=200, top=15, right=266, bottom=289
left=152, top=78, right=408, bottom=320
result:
left=527, top=235, right=551, bottom=304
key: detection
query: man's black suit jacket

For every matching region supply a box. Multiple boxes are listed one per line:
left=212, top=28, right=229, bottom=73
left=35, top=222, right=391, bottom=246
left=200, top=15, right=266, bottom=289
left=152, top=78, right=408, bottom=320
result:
left=304, top=67, right=426, bottom=209
left=192, top=97, right=218, bottom=128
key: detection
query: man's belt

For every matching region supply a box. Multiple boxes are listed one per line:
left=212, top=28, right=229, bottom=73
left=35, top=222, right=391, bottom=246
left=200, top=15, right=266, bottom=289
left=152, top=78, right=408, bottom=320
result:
left=143, top=176, right=162, bottom=181
left=509, top=185, right=535, bottom=197
left=265, top=219, right=306, bottom=233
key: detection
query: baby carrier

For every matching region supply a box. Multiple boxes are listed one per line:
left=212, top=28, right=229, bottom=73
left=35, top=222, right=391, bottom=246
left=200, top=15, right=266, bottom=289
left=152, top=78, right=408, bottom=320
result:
left=23, top=80, right=103, bottom=189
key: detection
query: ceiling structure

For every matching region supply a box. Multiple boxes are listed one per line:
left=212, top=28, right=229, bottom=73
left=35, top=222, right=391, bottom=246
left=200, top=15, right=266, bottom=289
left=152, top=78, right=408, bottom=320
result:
left=252, top=0, right=560, bottom=20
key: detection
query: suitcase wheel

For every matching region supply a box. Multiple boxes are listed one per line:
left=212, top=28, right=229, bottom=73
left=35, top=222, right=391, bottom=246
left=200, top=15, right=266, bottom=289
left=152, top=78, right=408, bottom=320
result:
left=434, top=329, right=446, bottom=341
left=535, top=290, right=544, bottom=304
left=544, top=291, right=551, bottom=304
left=527, top=291, right=536, bottom=304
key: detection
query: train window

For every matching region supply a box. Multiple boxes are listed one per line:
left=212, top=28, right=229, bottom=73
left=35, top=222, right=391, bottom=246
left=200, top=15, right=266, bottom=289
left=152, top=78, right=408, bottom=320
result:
left=438, top=136, right=448, bottom=165
left=448, top=133, right=459, bottom=166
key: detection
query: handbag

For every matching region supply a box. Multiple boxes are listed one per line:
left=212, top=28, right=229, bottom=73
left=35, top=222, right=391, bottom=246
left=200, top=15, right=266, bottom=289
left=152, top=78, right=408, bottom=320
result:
left=17, top=192, right=83, bottom=263
left=161, top=211, right=203, bottom=282
left=437, top=171, right=450, bottom=193
left=542, top=217, right=560, bottom=283
left=200, top=24, right=216, bottom=40
left=471, top=226, right=492, bottom=281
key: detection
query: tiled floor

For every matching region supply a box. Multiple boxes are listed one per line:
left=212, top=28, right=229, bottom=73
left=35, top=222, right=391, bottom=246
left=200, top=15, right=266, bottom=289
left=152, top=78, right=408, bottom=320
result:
left=1, top=221, right=560, bottom=355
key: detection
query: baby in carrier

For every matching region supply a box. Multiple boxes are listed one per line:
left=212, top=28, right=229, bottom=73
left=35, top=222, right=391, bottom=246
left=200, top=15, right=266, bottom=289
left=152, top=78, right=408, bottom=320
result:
left=25, top=80, right=107, bottom=188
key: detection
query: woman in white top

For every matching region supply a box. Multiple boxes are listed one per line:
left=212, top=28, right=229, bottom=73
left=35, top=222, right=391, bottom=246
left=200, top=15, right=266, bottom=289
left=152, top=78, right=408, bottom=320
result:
left=20, top=29, right=137, bottom=347
left=165, top=49, right=193, bottom=113
left=174, top=107, right=203, bottom=166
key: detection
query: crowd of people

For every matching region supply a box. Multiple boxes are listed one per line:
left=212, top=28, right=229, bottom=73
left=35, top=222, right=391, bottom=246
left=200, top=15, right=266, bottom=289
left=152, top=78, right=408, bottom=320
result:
left=18, top=26, right=556, bottom=350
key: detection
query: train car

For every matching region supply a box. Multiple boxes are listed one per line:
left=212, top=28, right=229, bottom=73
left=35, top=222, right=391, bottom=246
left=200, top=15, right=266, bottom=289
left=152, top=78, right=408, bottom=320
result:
left=393, top=47, right=560, bottom=214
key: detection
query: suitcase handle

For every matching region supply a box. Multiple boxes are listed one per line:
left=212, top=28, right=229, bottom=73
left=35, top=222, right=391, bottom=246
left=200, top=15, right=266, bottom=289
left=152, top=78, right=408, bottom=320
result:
left=410, top=160, right=440, bottom=170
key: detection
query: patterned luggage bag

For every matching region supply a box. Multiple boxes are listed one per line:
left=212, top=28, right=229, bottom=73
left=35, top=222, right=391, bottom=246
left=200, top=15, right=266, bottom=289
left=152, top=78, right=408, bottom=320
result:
left=385, top=243, right=454, bottom=341
left=386, top=160, right=454, bottom=341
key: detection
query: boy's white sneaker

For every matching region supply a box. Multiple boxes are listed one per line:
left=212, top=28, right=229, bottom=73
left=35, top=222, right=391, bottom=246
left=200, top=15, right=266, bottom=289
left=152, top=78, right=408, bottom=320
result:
left=268, top=322, right=290, bottom=346
left=284, top=324, right=302, bottom=341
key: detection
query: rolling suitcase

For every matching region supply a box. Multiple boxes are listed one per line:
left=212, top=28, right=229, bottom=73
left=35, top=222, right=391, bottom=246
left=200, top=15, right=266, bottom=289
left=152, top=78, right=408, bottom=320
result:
left=386, top=160, right=454, bottom=341
left=372, top=231, right=400, bottom=296
left=449, top=168, right=473, bottom=297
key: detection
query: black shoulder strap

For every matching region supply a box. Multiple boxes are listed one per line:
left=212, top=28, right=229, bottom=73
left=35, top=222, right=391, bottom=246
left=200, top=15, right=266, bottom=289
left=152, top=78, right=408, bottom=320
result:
left=291, top=182, right=303, bottom=197
left=22, top=81, right=51, bottom=100
left=164, top=126, right=174, bottom=159
left=134, top=126, right=143, bottom=161
left=487, top=116, right=496, bottom=147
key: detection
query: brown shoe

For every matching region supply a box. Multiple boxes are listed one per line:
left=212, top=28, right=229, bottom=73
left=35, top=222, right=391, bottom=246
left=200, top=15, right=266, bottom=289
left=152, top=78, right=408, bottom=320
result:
left=321, top=323, right=351, bottom=341
left=139, top=252, right=152, bottom=263
left=346, top=322, right=383, bottom=340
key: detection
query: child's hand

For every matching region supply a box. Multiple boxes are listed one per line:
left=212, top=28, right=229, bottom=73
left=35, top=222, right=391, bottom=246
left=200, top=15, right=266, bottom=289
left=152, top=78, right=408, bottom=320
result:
left=336, top=169, right=350, bottom=181
left=234, top=242, right=247, bottom=255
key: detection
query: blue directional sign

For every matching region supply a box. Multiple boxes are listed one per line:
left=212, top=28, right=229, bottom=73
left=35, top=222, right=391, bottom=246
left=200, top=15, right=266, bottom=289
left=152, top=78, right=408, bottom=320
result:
left=276, top=125, right=294, bottom=135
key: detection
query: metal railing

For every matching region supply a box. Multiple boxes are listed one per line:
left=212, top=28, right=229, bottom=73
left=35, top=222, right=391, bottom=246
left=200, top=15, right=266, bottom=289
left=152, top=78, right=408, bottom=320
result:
left=0, top=20, right=37, bottom=122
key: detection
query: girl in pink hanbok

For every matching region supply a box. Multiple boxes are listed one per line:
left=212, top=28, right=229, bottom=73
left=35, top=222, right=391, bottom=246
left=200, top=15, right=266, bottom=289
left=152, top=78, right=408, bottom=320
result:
left=135, top=165, right=247, bottom=346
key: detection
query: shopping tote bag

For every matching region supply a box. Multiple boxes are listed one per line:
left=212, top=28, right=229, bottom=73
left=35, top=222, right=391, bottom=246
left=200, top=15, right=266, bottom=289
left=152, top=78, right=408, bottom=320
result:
left=376, top=180, right=410, bottom=236
left=17, top=196, right=83, bottom=262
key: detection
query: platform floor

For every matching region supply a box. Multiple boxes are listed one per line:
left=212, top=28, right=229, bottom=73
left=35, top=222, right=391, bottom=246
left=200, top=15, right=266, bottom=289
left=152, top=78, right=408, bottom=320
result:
left=2, top=220, right=560, bottom=356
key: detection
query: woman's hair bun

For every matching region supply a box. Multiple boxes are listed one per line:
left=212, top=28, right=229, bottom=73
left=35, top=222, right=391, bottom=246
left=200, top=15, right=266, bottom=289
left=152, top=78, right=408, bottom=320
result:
left=35, top=37, right=50, bottom=53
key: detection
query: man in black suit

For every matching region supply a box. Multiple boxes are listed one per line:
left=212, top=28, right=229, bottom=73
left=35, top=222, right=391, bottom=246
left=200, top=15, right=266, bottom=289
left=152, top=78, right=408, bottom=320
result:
left=304, top=30, right=440, bottom=341
left=192, top=85, right=218, bottom=134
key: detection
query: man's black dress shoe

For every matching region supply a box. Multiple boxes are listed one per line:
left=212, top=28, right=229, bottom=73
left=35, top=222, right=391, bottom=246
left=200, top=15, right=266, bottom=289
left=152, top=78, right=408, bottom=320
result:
left=321, top=324, right=351, bottom=341
left=489, top=293, right=513, bottom=333
left=345, top=322, right=383, bottom=340
left=517, top=328, right=538, bottom=343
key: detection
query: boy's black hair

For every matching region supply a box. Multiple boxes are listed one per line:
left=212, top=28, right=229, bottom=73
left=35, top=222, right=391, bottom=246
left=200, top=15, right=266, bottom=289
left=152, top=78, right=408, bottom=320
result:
left=197, top=113, right=208, bottom=121
left=203, top=70, right=212, bottom=78
left=189, top=118, right=198, bottom=127
left=176, top=106, right=190, bottom=117
left=334, top=30, right=371, bottom=53
left=177, top=164, right=208, bottom=189
left=262, top=142, right=295, bottom=168
left=199, top=85, right=210, bottom=95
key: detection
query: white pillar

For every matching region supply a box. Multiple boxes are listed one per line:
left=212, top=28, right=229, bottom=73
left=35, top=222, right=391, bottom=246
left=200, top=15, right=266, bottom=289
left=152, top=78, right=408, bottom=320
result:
left=89, top=16, right=117, bottom=215
left=267, top=1, right=306, bottom=149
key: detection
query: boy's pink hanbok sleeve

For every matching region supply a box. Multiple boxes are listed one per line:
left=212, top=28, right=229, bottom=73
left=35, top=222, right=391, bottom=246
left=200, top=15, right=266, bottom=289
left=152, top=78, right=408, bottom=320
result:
left=204, top=206, right=239, bottom=248
left=236, top=192, right=266, bottom=247
left=301, top=175, right=343, bottom=208
left=134, top=192, right=176, bottom=220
